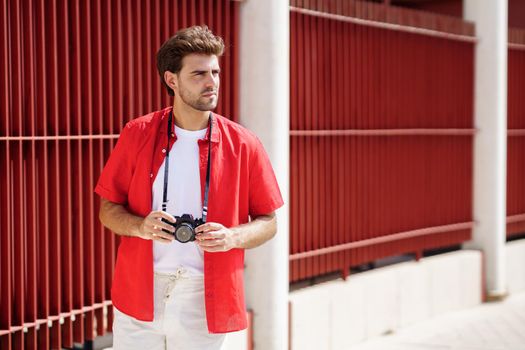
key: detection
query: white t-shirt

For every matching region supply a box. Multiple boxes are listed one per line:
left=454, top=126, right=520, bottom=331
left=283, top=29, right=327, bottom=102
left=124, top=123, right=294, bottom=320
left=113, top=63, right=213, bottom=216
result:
left=151, top=125, right=207, bottom=275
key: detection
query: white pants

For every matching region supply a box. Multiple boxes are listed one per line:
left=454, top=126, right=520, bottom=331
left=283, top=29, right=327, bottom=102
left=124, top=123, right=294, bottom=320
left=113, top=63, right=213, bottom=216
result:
left=112, top=269, right=226, bottom=350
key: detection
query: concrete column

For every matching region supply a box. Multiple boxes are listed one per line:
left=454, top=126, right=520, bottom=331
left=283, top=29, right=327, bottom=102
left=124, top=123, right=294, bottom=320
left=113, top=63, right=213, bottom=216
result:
left=238, top=0, right=289, bottom=349
left=464, top=0, right=508, bottom=297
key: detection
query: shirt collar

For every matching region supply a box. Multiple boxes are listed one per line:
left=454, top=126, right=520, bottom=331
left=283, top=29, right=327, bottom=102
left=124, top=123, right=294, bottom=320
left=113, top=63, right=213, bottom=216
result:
left=159, top=107, right=220, bottom=143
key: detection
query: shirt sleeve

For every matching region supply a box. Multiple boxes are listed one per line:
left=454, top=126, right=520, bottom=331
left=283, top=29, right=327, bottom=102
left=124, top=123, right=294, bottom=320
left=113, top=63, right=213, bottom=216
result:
left=248, top=137, right=284, bottom=217
left=94, top=123, right=136, bottom=204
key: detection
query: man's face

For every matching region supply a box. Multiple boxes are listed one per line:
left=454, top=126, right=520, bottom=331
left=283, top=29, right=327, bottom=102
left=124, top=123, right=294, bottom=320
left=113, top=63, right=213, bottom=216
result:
left=174, top=54, right=220, bottom=111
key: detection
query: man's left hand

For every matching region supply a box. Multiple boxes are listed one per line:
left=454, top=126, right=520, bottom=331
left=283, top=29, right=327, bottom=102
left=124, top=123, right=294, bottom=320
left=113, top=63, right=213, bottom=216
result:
left=195, top=222, right=238, bottom=252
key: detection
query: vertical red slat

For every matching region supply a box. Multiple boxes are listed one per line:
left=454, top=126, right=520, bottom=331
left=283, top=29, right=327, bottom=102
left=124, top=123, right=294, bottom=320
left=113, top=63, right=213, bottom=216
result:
left=330, top=8, right=338, bottom=273
left=323, top=8, right=331, bottom=275
left=336, top=4, right=345, bottom=274
left=103, top=0, right=116, bottom=333
left=91, top=0, right=106, bottom=338
left=95, top=139, right=106, bottom=338
left=181, top=0, right=188, bottom=30
left=35, top=3, right=50, bottom=348
left=296, top=9, right=304, bottom=280
left=313, top=13, right=322, bottom=276
left=198, top=0, right=204, bottom=23
left=206, top=0, right=213, bottom=30
left=162, top=0, right=172, bottom=109
left=342, top=8, right=351, bottom=272
left=223, top=0, right=232, bottom=118
left=57, top=0, right=74, bottom=346
left=45, top=1, right=63, bottom=347
left=123, top=0, right=134, bottom=120
left=0, top=145, right=11, bottom=349
left=231, top=0, right=240, bottom=121
left=49, top=140, right=62, bottom=350
left=134, top=0, right=143, bottom=115
left=305, top=9, right=313, bottom=280
left=152, top=0, right=161, bottom=110
left=144, top=0, right=153, bottom=113
left=289, top=10, right=296, bottom=281
left=348, top=16, right=356, bottom=268
left=189, top=0, right=196, bottom=25
left=507, top=44, right=512, bottom=234
left=0, top=0, right=12, bottom=330
left=356, top=9, right=364, bottom=264
left=83, top=137, right=96, bottom=342
left=294, top=6, right=302, bottom=279
left=114, top=0, right=125, bottom=130
left=292, top=8, right=299, bottom=281
left=21, top=1, right=38, bottom=348
left=299, top=8, right=307, bottom=281
left=92, top=0, right=103, bottom=136
left=213, top=0, right=223, bottom=115
left=0, top=0, right=8, bottom=138
left=69, top=0, right=86, bottom=344
left=9, top=1, right=25, bottom=349
left=73, top=139, right=86, bottom=344
left=328, top=9, right=336, bottom=274
left=507, top=31, right=525, bottom=236
left=83, top=0, right=96, bottom=341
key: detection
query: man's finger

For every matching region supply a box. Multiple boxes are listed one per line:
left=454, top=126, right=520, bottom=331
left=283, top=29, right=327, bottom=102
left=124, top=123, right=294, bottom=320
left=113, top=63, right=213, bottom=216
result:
left=151, top=220, right=175, bottom=233
left=151, top=211, right=177, bottom=224
left=150, top=227, right=174, bottom=241
left=195, top=222, right=223, bottom=233
left=196, top=231, right=226, bottom=240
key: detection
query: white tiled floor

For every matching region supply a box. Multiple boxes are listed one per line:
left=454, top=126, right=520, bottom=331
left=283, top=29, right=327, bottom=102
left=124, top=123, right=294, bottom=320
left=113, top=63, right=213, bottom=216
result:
left=349, top=292, right=525, bottom=350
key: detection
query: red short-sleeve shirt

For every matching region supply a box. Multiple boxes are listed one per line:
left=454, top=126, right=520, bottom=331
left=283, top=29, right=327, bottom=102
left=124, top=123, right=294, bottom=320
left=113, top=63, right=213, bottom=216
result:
left=95, top=107, right=284, bottom=333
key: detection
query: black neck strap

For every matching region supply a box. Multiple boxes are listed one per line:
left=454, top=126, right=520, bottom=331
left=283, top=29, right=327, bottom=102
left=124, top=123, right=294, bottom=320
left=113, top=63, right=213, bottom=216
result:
left=162, top=111, right=213, bottom=223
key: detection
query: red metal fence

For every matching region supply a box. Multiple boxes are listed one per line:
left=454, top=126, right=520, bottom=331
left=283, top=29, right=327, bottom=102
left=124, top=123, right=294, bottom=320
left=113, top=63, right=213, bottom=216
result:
left=0, top=1, right=239, bottom=349
left=507, top=28, right=525, bottom=237
left=289, top=0, right=476, bottom=282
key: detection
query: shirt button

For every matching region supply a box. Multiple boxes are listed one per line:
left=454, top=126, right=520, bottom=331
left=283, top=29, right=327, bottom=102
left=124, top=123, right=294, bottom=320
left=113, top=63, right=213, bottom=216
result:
left=171, top=133, right=175, bottom=137
left=162, top=148, right=166, bottom=153
left=150, top=173, right=153, bottom=178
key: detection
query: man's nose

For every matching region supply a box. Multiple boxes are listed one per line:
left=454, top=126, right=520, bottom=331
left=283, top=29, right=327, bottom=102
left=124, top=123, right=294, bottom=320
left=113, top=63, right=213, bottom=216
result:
left=204, top=72, right=217, bottom=87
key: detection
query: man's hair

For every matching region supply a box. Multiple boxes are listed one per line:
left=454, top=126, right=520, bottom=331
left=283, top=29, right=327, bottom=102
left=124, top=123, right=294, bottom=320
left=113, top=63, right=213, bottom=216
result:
left=156, top=25, right=225, bottom=96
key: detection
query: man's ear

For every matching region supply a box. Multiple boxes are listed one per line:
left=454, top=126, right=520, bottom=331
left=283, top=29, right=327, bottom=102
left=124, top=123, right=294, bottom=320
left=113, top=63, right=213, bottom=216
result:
left=164, top=71, right=178, bottom=93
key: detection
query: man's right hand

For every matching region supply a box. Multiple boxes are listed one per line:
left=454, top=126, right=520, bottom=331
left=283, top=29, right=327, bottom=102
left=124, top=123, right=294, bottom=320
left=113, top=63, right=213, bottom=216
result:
left=99, top=198, right=176, bottom=243
left=137, top=211, right=177, bottom=243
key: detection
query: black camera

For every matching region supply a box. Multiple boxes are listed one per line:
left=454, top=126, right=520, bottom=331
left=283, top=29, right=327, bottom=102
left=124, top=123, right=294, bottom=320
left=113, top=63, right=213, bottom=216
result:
left=162, top=214, right=204, bottom=243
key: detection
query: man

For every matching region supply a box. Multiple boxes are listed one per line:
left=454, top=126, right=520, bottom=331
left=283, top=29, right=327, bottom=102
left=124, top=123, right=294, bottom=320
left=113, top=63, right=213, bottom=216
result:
left=96, top=25, right=283, bottom=349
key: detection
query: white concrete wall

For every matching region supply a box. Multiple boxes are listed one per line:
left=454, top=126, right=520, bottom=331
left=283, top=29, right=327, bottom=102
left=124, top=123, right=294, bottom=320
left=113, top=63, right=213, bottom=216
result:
left=506, top=240, right=525, bottom=294
left=289, top=250, right=482, bottom=350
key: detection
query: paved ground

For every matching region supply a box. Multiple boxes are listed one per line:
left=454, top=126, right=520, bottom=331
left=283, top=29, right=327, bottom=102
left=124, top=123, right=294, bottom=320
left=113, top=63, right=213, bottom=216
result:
left=349, top=292, right=525, bottom=350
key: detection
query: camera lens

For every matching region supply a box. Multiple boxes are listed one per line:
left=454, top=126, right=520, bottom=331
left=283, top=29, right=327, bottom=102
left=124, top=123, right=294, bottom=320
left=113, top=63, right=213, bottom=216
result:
left=175, top=223, right=194, bottom=243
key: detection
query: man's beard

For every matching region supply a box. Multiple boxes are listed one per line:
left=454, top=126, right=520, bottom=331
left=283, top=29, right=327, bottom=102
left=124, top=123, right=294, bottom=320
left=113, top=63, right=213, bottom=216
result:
left=178, top=83, right=219, bottom=112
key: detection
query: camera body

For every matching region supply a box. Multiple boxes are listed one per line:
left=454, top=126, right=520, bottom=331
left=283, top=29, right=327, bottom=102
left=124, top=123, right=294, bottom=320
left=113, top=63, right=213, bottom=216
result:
left=162, top=214, right=204, bottom=243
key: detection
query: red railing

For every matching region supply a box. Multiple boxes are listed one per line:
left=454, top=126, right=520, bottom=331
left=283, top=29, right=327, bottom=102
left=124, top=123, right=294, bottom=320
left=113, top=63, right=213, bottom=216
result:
left=289, top=0, right=475, bottom=282
left=507, top=28, right=525, bottom=238
left=0, top=1, right=239, bottom=349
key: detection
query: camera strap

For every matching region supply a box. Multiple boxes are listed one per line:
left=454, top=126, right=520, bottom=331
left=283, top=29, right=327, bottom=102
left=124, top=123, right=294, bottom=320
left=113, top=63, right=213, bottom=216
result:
left=162, top=111, right=212, bottom=223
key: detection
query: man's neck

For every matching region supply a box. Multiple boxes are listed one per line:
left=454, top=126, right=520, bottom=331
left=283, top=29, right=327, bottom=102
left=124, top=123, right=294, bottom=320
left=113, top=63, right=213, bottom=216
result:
left=172, top=100, right=210, bottom=131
